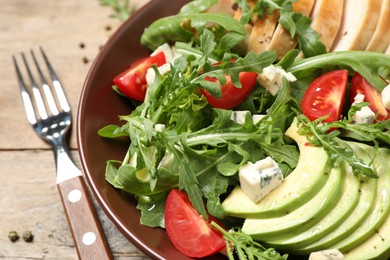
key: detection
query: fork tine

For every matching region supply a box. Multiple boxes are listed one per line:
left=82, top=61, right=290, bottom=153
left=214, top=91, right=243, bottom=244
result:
left=22, top=51, right=49, bottom=120
left=39, top=47, right=71, bottom=113
left=13, top=55, right=38, bottom=125
left=31, top=49, right=59, bottom=116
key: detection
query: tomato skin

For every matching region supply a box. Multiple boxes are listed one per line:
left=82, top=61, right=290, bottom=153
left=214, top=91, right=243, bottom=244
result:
left=301, top=70, right=348, bottom=122
left=113, top=51, right=166, bottom=101
left=201, top=71, right=258, bottom=109
left=350, top=73, right=390, bottom=121
left=164, top=189, right=226, bottom=258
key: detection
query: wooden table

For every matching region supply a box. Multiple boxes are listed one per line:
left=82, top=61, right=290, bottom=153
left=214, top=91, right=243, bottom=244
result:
left=0, top=1, right=150, bottom=259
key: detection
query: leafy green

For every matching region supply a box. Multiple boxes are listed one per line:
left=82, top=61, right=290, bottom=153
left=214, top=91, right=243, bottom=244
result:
left=287, top=51, right=390, bottom=91
left=98, top=0, right=135, bottom=21
left=140, top=13, right=246, bottom=54
left=295, top=112, right=378, bottom=178
left=211, top=222, right=288, bottom=260
left=100, top=29, right=301, bottom=223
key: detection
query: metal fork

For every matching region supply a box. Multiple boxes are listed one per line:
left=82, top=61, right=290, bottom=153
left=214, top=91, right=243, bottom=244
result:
left=13, top=48, right=112, bottom=260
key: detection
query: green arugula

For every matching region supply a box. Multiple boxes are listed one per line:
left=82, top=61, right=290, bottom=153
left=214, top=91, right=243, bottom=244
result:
left=98, top=0, right=135, bottom=21
left=287, top=51, right=390, bottom=91
left=211, top=222, right=288, bottom=260
left=99, top=29, right=301, bottom=225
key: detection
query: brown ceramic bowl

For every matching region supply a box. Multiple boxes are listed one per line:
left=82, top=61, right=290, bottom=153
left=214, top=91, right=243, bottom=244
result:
left=77, top=0, right=226, bottom=259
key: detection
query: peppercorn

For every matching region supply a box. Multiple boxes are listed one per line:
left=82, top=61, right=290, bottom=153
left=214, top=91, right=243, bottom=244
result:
left=22, top=231, right=33, bottom=242
left=8, top=230, right=19, bottom=242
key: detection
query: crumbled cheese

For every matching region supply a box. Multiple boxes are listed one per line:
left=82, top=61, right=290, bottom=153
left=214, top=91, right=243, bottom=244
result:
left=309, top=249, right=344, bottom=260
left=352, top=94, right=375, bottom=124
left=230, top=111, right=250, bottom=124
left=258, top=65, right=296, bottom=96
left=146, top=43, right=182, bottom=86
left=151, top=43, right=174, bottom=61
left=230, top=111, right=266, bottom=125
left=239, top=157, right=283, bottom=203
left=154, top=124, right=166, bottom=132
left=252, top=114, right=266, bottom=124
left=145, top=63, right=172, bottom=87
left=381, top=83, right=390, bottom=110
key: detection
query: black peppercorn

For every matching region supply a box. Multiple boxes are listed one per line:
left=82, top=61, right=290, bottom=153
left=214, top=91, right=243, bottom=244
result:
left=8, top=230, right=19, bottom=242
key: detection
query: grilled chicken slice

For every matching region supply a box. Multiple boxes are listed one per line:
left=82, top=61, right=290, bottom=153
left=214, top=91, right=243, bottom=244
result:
left=247, top=10, right=279, bottom=54
left=310, top=0, right=344, bottom=52
left=331, top=0, right=382, bottom=51
left=266, top=0, right=315, bottom=60
left=366, top=0, right=390, bottom=52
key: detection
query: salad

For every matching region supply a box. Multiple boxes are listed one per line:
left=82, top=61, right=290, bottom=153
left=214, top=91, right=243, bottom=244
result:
left=98, top=0, right=390, bottom=259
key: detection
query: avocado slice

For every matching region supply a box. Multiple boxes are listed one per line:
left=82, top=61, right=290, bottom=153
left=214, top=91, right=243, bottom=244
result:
left=294, top=142, right=378, bottom=254
left=333, top=144, right=390, bottom=254
left=222, top=119, right=331, bottom=218
left=265, top=161, right=360, bottom=249
left=242, top=164, right=344, bottom=240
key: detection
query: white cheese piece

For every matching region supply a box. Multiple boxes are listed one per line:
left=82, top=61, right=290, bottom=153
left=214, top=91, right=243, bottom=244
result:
left=258, top=65, right=297, bottom=96
left=381, top=84, right=390, bottom=110
left=145, top=63, right=172, bottom=87
left=309, top=249, right=344, bottom=260
left=230, top=111, right=266, bottom=125
left=230, top=111, right=250, bottom=124
left=354, top=107, right=376, bottom=124
left=154, top=124, right=166, bottom=132
left=146, top=44, right=183, bottom=87
left=239, top=157, right=284, bottom=203
left=352, top=94, right=376, bottom=124
left=151, top=43, right=174, bottom=61
left=252, top=114, right=266, bottom=124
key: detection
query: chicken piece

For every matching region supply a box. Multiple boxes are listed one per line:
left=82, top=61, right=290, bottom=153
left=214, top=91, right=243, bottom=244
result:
left=331, top=0, right=382, bottom=51
left=266, top=0, right=315, bottom=60
left=366, top=0, right=390, bottom=52
left=247, top=10, right=279, bottom=54
left=310, top=0, right=344, bottom=52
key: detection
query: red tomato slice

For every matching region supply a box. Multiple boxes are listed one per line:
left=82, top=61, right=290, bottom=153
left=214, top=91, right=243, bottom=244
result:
left=201, top=71, right=258, bottom=109
left=350, top=73, right=390, bottom=121
left=301, top=70, right=348, bottom=122
left=113, top=51, right=166, bottom=101
left=164, top=189, right=226, bottom=258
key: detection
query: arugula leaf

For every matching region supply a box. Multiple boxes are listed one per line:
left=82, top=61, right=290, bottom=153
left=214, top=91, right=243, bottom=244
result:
left=295, top=113, right=378, bottom=178
left=98, top=0, right=135, bottom=21
left=141, top=13, right=246, bottom=52
left=211, top=222, right=288, bottom=260
left=287, top=51, right=390, bottom=91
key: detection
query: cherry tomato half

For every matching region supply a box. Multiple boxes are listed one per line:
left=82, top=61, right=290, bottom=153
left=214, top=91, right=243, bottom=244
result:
left=164, top=189, right=226, bottom=258
left=301, top=70, right=348, bottom=122
left=201, top=71, right=258, bottom=109
left=113, top=51, right=166, bottom=101
left=350, top=73, right=390, bottom=121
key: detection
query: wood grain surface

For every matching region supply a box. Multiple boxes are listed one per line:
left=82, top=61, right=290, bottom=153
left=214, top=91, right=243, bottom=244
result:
left=0, top=0, right=150, bottom=259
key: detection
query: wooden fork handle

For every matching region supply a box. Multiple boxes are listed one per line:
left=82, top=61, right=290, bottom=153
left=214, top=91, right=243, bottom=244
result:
left=57, top=175, right=113, bottom=260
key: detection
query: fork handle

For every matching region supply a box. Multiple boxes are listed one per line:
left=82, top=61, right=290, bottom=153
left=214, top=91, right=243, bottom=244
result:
left=57, top=176, right=113, bottom=260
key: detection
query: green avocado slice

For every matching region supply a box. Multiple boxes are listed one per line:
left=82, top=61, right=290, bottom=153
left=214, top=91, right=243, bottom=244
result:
left=332, top=143, right=390, bottom=253
left=343, top=148, right=390, bottom=260
left=264, top=161, right=360, bottom=249
left=222, top=119, right=331, bottom=218
left=294, top=142, right=378, bottom=254
left=242, top=164, right=344, bottom=240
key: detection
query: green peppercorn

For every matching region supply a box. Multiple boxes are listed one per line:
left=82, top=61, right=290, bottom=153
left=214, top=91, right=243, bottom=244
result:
left=8, top=230, right=19, bottom=242
left=22, top=231, right=33, bottom=242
